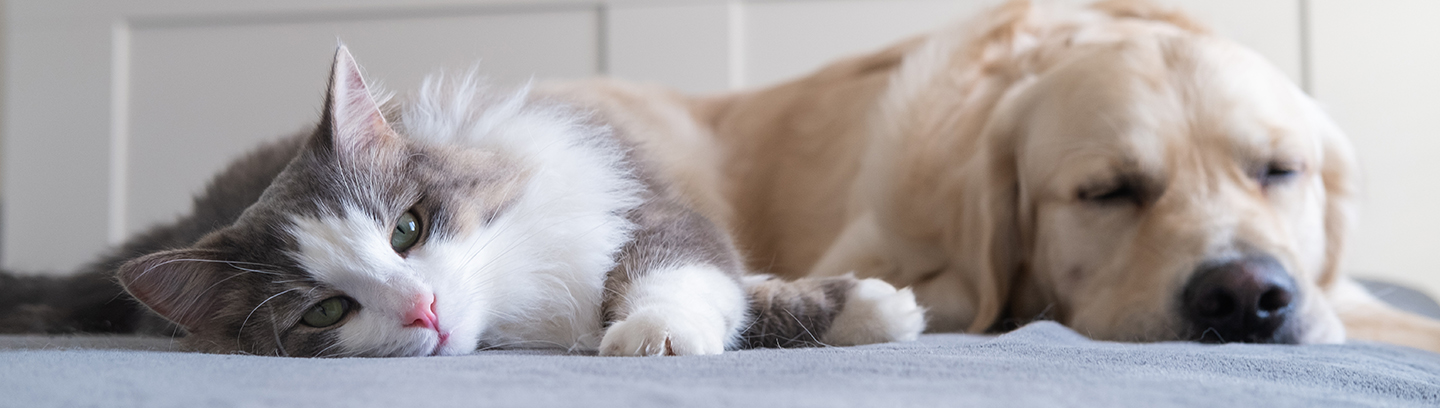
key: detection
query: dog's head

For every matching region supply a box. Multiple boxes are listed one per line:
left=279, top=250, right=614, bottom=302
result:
left=874, top=1, right=1355, bottom=344
left=995, top=35, right=1353, bottom=343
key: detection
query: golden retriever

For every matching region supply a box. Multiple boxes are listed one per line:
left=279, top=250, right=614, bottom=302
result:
left=546, top=0, right=1440, bottom=351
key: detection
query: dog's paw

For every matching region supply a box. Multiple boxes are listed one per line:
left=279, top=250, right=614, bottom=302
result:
left=599, top=308, right=727, bottom=356
left=822, top=278, right=926, bottom=346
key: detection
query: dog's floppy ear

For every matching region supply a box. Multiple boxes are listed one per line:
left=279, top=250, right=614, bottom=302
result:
left=1315, top=118, right=1358, bottom=288
left=947, top=84, right=1035, bottom=333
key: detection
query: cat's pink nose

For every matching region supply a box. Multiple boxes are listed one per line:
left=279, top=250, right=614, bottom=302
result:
left=403, top=293, right=438, bottom=331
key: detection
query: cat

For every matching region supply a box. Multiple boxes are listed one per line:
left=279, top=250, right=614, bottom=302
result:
left=0, top=46, right=925, bottom=357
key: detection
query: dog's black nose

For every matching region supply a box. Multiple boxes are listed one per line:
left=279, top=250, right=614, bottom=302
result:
left=1182, top=255, right=1298, bottom=343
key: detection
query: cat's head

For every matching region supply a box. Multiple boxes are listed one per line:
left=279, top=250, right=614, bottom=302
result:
left=116, top=47, right=638, bottom=356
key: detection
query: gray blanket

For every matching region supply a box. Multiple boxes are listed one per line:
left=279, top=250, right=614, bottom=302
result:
left=3, top=320, right=1438, bottom=408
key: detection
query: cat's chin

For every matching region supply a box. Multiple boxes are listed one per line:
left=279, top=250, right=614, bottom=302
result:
left=382, top=342, right=455, bottom=357
left=359, top=332, right=459, bottom=357
left=429, top=335, right=464, bottom=356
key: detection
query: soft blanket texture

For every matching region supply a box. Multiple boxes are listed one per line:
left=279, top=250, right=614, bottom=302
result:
left=3, top=281, right=1438, bottom=407
left=2, top=321, right=1438, bottom=407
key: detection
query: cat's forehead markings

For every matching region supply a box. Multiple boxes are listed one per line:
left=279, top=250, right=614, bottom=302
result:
left=287, top=204, right=407, bottom=285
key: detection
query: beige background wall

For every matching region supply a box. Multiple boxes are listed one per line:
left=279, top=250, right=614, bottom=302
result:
left=3, top=0, right=1438, bottom=299
left=1309, top=0, right=1440, bottom=300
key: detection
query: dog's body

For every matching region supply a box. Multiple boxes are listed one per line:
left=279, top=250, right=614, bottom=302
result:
left=546, top=0, right=1440, bottom=351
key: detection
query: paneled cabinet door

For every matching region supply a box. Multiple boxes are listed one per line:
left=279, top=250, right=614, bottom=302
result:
left=3, top=1, right=602, bottom=272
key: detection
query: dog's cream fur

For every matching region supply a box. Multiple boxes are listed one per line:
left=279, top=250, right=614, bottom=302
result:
left=543, top=0, right=1440, bottom=351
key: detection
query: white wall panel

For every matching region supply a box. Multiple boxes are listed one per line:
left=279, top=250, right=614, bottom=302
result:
left=741, top=0, right=990, bottom=87
left=1160, top=0, right=1302, bottom=83
left=3, top=1, right=116, bottom=271
left=607, top=2, right=731, bottom=93
left=1310, top=0, right=1440, bottom=297
left=126, top=10, right=598, bottom=236
left=737, top=0, right=1299, bottom=89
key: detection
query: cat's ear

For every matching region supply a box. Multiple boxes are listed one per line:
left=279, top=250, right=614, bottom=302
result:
left=318, top=44, right=395, bottom=157
left=116, top=249, right=234, bottom=330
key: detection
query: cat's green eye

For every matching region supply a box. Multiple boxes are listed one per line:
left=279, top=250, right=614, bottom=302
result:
left=390, top=211, right=422, bottom=253
left=301, top=297, right=352, bottom=328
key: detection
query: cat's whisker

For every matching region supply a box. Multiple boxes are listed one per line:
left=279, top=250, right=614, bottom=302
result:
left=312, top=341, right=346, bottom=358
left=142, top=258, right=285, bottom=278
left=475, top=338, right=572, bottom=352
left=782, top=308, right=831, bottom=348
left=269, top=309, right=292, bottom=357
left=163, top=262, right=295, bottom=320
left=237, top=288, right=301, bottom=344
left=195, top=272, right=255, bottom=300
left=220, top=261, right=285, bottom=276
left=451, top=190, right=578, bottom=270
left=457, top=211, right=614, bottom=276
left=135, top=258, right=216, bottom=279
left=477, top=307, right=527, bottom=323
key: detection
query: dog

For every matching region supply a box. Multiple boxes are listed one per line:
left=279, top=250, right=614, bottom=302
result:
left=545, top=0, right=1440, bottom=351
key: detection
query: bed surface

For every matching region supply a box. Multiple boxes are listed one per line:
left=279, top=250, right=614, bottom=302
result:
left=4, top=281, right=1439, bottom=408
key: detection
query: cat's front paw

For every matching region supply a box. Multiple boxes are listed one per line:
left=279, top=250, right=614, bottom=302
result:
left=599, top=309, right=726, bottom=356
left=822, top=278, right=926, bottom=346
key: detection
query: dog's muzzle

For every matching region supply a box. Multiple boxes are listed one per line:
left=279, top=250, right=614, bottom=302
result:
left=1182, top=255, right=1299, bottom=344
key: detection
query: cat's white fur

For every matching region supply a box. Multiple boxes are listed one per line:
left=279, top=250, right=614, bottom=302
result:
left=286, top=52, right=759, bottom=356
left=821, top=278, right=926, bottom=346
left=400, top=77, right=645, bottom=355
left=599, top=264, right=747, bottom=356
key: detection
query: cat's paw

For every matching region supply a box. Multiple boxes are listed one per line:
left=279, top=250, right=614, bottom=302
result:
left=599, top=308, right=727, bottom=356
left=822, top=278, right=926, bottom=346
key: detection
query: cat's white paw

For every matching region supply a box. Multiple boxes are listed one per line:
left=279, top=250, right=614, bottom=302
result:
left=599, top=308, right=727, bottom=356
left=822, top=278, right=926, bottom=346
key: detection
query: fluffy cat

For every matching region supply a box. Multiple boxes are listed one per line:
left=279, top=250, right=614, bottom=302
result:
left=0, top=47, right=924, bottom=357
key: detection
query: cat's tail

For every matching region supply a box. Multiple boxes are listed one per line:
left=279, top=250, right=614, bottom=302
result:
left=738, top=275, right=926, bottom=348
left=0, top=268, right=166, bottom=334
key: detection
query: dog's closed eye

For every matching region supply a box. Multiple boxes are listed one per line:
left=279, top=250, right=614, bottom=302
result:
left=1256, top=161, right=1301, bottom=189
left=1079, top=182, right=1135, bottom=203
left=1077, top=176, right=1148, bottom=206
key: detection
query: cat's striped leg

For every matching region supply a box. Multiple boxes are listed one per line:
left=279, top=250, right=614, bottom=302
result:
left=596, top=194, right=749, bottom=357
left=598, top=263, right=747, bottom=356
left=741, top=275, right=925, bottom=348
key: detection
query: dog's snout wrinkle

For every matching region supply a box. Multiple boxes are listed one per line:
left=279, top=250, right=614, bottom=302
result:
left=1182, top=255, right=1299, bottom=343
